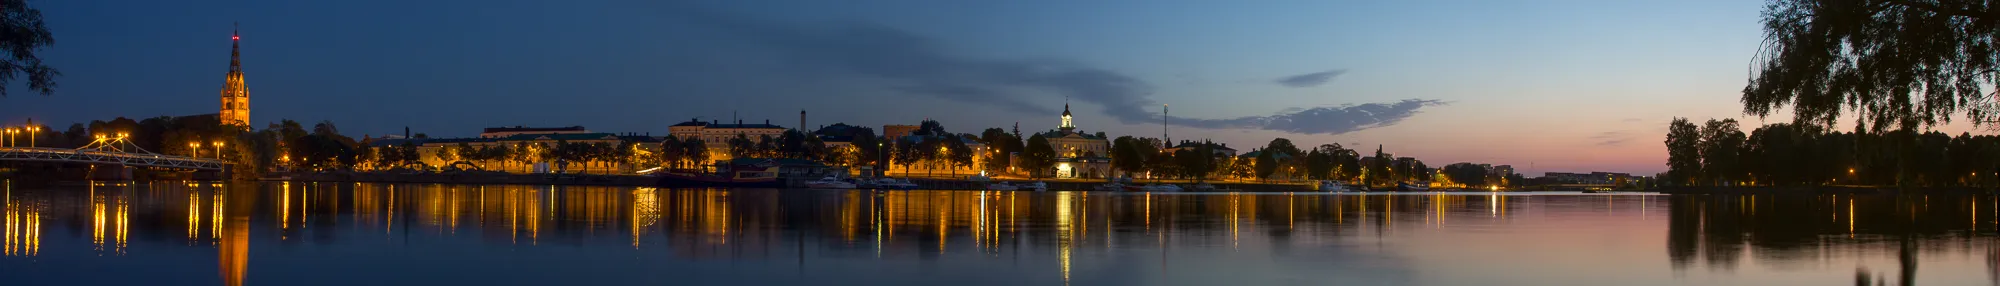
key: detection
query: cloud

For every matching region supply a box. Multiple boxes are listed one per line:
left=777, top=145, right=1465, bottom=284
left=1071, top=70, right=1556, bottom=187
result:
left=1172, top=99, right=1448, bottom=135
left=670, top=7, right=1441, bottom=135
left=1274, top=70, right=1348, bottom=88
left=1590, top=131, right=1633, bottom=146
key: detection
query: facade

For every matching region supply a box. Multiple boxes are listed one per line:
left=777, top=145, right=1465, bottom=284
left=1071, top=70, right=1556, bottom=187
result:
left=218, top=27, right=250, bottom=127
left=1543, top=172, right=1631, bottom=185
left=481, top=126, right=590, bottom=138
left=668, top=119, right=786, bottom=160
left=1037, top=103, right=1111, bottom=179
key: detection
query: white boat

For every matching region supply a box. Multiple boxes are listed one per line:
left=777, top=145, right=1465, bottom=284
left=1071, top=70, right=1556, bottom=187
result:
left=1026, top=181, right=1048, bottom=192
left=1319, top=180, right=1352, bottom=192
left=806, top=176, right=856, bottom=189
left=986, top=182, right=1020, bottom=191
left=1093, top=182, right=1126, bottom=192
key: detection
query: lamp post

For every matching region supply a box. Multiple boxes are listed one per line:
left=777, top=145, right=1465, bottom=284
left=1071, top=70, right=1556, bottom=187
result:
left=25, top=126, right=36, bottom=148
left=2, top=128, right=12, bottom=148
left=213, top=141, right=225, bottom=160
left=189, top=142, right=201, bottom=158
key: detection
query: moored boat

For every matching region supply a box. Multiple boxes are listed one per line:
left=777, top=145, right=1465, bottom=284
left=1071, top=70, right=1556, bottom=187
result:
left=1396, top=181, right=1431, bottom=192
left=805, top=176, right=856, bottom=189
left=655, top=160, right=785, bottom=188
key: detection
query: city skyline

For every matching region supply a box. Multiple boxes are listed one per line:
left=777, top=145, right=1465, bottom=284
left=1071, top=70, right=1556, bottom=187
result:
left=1, top=1, right=1984, bottom=176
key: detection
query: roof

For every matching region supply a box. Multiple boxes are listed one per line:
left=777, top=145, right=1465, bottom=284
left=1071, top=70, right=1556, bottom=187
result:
left=483, top=126, right=586, bottom=133
left=500, top=132, right=622, bottom=141
left=707, top=123, right=785, bottom=129
left=1037, top=130, right=1105, bottom=140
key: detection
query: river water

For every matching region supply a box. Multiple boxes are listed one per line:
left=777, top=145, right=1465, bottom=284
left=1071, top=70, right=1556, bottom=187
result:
left=0, top=182, right=1994, bottom=285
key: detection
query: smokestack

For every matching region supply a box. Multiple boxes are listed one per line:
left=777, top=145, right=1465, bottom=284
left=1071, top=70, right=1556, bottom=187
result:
left=800, top=109, right=806, bottom=132
left=404, top=127, right=410, bottom=139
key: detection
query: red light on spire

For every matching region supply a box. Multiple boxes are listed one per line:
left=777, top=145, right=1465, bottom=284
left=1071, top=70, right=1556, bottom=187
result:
left=232, top=35, right=240, bottom=41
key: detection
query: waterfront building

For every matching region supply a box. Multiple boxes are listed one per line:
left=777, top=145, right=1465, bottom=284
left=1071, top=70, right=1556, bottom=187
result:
left=1542, top=172, right=1632, bottom=185
left=369, top=130, right=661, bottom=174
left=481, top=126, right=590, bottom=138
left=1034, top=103, right=1110, bottom=179
left=668, top=118, right=786, bottom=161
left=217, top=26, right=250, bottom=127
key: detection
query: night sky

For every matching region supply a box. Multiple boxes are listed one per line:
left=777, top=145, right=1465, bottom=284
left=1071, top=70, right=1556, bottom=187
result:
left=4, top=0, right=1966, bottom=175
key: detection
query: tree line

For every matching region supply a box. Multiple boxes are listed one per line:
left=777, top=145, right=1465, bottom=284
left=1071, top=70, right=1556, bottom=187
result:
left=1664, top=117, right=2000, bottom=188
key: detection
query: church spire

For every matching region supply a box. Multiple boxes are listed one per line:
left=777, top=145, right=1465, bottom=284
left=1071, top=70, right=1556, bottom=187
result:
left=1059, top=96, right=1075, bottom=132
left=229, top=23, right=241, bottom=72
left=218, top=23, right=251, bottom=127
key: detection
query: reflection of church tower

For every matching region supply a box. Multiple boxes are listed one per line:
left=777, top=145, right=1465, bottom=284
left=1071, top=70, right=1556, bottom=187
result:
left=1059, top=102, right=1074, bottom=134
left=218, top=24, right=250, bottom=127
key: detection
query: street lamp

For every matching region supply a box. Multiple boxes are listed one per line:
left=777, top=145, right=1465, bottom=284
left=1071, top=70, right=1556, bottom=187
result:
left=213, top=141, right=225, bottom=160
left=189, top=142, right=202, bottom=157
left=25, top=126, right=36, bottom=148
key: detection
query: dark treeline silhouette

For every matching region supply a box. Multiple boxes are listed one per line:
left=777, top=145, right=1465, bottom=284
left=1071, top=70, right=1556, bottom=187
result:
left=1663, top=117, right=2000, bottom=188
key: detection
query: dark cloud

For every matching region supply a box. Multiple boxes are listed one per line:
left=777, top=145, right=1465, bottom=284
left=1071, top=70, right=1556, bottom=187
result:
left=1274, top=70, right=1348, bottom=88
left=1172, top=99, right=1448, bottom=135
left=1590, top=131, right=1632, bottom=146
left=671, top=7, right=1441, bottom=135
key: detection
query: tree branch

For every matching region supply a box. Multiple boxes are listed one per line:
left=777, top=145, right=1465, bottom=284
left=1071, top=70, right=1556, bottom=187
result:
left=1883, top=0, right=1993, bottom=21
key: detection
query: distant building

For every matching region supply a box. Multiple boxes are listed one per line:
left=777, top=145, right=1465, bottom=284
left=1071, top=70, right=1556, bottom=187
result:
left=217, top=27, right=250, bottom=127
left=882, top=124, right=920, bottom=138
left=1492, top=165, right=1515, bottom=177
left=668, top=118, right=786, bottom=160
left=1164, top=140, right=1238, bottom=157
left=1543, top=172, right=1631, bottom=185
left=481, top=126, right=590, bottom=138
left=1035, top=103, right=1110, bottom=179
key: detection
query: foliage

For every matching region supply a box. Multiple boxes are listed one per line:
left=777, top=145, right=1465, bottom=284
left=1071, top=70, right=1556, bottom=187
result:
left=0, top=0, right=58, bottom=97
left=1746, top=0, right=2000, bottom=131
left=1022, top=134, right=1057, bottom=179
left=1664, top=118, right=1703, bottom=185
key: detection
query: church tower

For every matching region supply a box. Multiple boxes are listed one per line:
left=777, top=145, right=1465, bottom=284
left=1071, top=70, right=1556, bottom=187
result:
left=218, top=24, right=250, bottom=127
left=1059, top=101, right=1075, bottom=133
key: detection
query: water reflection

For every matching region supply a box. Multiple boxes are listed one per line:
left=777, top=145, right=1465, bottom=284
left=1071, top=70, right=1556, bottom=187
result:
left=0, top=183, right=1993, bottom=285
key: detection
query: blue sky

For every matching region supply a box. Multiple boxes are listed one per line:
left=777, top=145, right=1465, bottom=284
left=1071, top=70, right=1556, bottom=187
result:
left=0, top=0, right=1835, bottom=175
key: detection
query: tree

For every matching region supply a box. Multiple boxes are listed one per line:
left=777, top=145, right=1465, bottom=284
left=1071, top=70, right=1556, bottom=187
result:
left=436, top=143, right=461, bottom=164
left=1746, top=0, right=2000, bottom=132
left=1368, top=145, right=1391, bottom=186
left=1111, top=136, right=1145, bottom=179
left=1699, top=119, right=1746, bottom=186
left=661, top=136, right=685, bottom=169
left=727, top=134, right=755, bottom=159
left=0, top=0, right=58, bottom=97
left=946, top=135, right=973, bottom=176
left=1022, top=134, right=1057, bottom=179
left=1253, top=149, right=1277, bottom=181
left=1665, top=117, right=1703, bottom=186
left=1304, top=149, right=1333, bottom=180
left=852, top=134, right=881, bottom=171
left=1442, top=163, right=1489, bottom=187
left=683, top=138, right=710, bottom=170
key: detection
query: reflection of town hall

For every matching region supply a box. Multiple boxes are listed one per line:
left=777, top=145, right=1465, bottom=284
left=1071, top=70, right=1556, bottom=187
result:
left=1036, top=103, right=1110, bottom=179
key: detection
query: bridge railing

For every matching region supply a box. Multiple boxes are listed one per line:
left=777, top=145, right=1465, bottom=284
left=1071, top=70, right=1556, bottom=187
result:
left=0, top=147, right=232, bottom=170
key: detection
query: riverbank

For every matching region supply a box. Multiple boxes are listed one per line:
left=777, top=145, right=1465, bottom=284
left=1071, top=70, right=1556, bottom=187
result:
left=1656, top=186, right=1998, bottom=195
left=267, top=172, right=1322, bottom=191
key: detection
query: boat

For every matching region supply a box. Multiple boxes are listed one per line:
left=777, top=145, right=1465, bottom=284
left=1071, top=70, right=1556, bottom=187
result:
left=654, top=160, right=785, bottom=188
left=987, top=182, right=1020, bottom=191
left=805, top=176, right=856, bottom=189
left=1125, top=184, right=1183, bottom=192
left=1396, top=181, right=1431, bottom=192
left=1318, top=180, right=1353, bottom=192
left=1025, top=181, right=1048, bottom=192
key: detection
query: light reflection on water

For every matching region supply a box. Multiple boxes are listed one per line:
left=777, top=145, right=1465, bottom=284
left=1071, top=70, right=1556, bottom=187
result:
left=0, top=182, right=1993, bottom=286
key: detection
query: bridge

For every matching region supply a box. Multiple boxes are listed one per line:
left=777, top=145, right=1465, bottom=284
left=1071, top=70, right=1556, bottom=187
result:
left=0, top=135, right=231, bottom=171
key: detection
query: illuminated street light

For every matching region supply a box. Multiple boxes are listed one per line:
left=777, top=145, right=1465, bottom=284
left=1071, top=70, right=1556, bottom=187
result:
left=213, top=141, right=225, bottom=160
left=189, top=142, right=202, bottom=157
